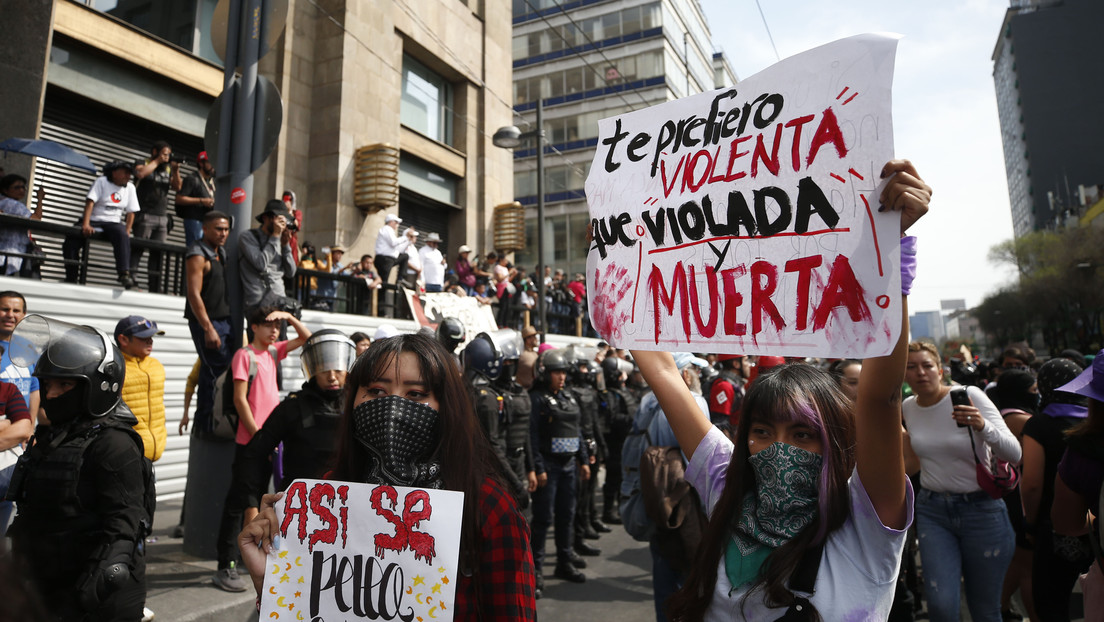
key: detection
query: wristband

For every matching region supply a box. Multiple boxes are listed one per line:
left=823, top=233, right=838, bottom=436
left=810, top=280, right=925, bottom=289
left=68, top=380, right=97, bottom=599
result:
left=900, top=236, right=917, bottom=296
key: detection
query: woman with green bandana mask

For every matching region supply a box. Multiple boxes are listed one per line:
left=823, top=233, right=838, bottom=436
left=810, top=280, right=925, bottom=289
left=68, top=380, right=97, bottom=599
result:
left=631, top=158, right=930, bottom=621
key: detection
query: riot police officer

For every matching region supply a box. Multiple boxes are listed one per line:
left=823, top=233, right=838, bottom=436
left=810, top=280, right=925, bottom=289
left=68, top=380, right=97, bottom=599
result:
left=566, top=347, right=608, bottom=552
left=436, top=317, right=465, bottom=355
left=462, top=332, right=529, bottom=505
left=233, top=329, right=356, bottom=509
left=7, top=315, right=153, bottom=621
left=598, top=355, right=635, bottom=524
left=529, top=348, right=589, bottom=590
left=487, top=329, right=537, bottom=510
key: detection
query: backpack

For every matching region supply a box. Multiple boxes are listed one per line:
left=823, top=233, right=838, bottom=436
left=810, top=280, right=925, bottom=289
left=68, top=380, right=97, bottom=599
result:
left=210, top=345, right=277, bottom=440
left=620, top=393, right=663, bottom=541
left=639, top=445, right=708, bottom=576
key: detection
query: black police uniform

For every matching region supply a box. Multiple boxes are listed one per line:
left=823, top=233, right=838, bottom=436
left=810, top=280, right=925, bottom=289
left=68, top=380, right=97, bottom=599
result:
left=598, top=382, right=635, bottom=523
left=571, top=380, right=607, bottom=544
left=529, top=385, right=587, bottom=577
left=9, top=404, right=151, bottom=621
left=469, top=372, right=529, bottom=504
left=497, top=378, right=536, bottom=509
left=234, top=378, right=343, bottom=507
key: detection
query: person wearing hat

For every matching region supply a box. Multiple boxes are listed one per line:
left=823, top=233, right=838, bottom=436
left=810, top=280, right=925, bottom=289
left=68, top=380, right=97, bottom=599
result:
left=419, top=232, right=447, bottom=292
left=373, top=213, right=412, bottom=285
left=402, top=228, right=423, bottom=290
left=239, top=199, right=296, bottom=310
left=1027, top=354, right=1102, bottom=618
left=115, top=315, right=168, bottom=463
left=708, top=354, right=750, bottom=427
left=63, top=160, right=142, bottom=289
left=280, top=190, right=303, bottom=265
left=174, top=150, right=216, bottom=247
left=454, top=244, right=477, bottom=294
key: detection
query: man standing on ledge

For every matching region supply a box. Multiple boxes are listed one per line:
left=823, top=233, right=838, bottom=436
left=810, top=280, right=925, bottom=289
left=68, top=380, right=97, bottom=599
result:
left=131, top=141, right=182, bottom=293
left=373, top=213, right=412, bottom=284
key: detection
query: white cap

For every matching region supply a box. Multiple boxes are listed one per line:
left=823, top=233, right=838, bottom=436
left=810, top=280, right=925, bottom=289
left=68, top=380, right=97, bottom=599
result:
left=373, top=324, right=399, bottom=340
left=458, top=244, right=472, bottom=254
left=385, top=213, right=402, bottom=224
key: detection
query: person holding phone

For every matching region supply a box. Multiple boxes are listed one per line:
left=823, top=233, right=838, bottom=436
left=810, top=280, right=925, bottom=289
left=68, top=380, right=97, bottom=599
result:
left=902, top=341, right=1021, bottom=622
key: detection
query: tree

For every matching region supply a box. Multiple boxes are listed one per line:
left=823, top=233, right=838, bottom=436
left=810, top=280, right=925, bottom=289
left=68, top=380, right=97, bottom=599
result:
left=981, top=227, right=1104, bottom=353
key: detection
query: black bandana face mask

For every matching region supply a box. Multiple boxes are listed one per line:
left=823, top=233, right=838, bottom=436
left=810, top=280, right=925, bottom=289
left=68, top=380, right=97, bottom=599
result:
left=352, top=395, right=443, bottom=489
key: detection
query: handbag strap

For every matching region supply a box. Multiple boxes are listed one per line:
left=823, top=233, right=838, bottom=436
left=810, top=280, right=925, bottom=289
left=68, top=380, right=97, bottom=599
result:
left=966, top=427, right=983, bottom=466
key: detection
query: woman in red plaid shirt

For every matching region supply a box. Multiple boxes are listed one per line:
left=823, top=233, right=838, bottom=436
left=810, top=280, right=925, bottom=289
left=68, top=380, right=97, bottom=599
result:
left=239, top=332, right=537, bottom=620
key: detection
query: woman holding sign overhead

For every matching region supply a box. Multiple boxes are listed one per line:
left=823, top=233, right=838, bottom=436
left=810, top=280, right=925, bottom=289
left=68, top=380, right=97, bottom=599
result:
left=630, top=159, right=928, bottom=621
left=238, top=332, right=537, bottom=620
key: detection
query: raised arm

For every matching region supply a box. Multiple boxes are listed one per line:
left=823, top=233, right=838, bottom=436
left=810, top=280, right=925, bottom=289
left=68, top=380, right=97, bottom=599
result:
left=855, top=158, right=931, bottom=529
left=630, top=351, right=712, bottom=461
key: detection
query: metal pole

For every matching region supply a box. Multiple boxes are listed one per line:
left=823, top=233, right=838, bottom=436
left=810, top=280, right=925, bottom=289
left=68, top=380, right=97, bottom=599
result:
left=536, top=99, right=547, bottom=343
left=220, top=0, right=265, bottom=352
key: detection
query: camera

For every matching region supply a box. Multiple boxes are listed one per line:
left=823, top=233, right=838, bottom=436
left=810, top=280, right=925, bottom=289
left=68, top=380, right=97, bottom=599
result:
left=169, top=154, right=187, bottom=165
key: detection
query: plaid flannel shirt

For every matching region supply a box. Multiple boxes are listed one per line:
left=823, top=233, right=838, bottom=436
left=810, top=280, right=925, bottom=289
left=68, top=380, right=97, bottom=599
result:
left=452, top=478, right=537, bottom=621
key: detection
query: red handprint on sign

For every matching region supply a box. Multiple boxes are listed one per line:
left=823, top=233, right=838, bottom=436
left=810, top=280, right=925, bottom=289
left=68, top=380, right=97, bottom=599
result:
left=591, top=263, right=633, bottom=345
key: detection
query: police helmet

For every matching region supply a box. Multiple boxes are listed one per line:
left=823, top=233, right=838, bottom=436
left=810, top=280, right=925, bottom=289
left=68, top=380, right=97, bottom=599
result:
left=12, top=314, right=124, bottom=417
left=435, top=317, right=466, bottom=353
left=536, top=348, right=571, bottom=384
left=461, top=334, right=503, bottom=380
left=602, top=355, right=634, bottom=386
left=300, top=329, right=357, bottom=379
left=487, top=329, right=522, bottom=361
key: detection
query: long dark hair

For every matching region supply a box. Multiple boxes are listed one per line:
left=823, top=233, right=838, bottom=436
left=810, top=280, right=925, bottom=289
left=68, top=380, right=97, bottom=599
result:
left=330, top=333, right=504, bottom=573
left=668, top=364, right=856, bottom=621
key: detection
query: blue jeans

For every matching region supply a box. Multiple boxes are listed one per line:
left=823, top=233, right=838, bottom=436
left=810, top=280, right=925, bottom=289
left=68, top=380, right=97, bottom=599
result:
left=530, top=457, right=577, bottom=573
left=187, top=317, right=232, bottom=435
left=424, top=283, right=442, bottom=293
left=183, top=218, right=203, bottom=248
left=649, top=539, right=685, bottom=622
left=916, top=489, right=1014, bottom=622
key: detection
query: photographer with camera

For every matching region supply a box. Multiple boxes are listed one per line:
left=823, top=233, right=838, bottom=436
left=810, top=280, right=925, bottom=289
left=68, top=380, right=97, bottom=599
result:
left=131, top=141, right=182, bottom=293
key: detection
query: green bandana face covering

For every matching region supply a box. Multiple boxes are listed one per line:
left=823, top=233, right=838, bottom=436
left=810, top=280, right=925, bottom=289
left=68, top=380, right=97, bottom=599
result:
left=725, top=441, right=822, bottom=591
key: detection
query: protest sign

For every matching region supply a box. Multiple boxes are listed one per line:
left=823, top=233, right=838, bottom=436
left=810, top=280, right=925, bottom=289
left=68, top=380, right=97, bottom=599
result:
left=260, top=478, right=464, bottom=622
left=413, top=291, right=498, bottom=347
left=586, top=34, right=902, bottom=357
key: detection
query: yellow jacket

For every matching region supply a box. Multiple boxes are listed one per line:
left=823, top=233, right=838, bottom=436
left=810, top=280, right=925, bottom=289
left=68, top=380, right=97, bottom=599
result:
left=122, top=353, right=167, bottom=462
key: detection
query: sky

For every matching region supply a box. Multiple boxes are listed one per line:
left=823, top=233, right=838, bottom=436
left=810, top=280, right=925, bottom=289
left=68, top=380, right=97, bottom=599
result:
left=698, top=0, right=1019, bottom=314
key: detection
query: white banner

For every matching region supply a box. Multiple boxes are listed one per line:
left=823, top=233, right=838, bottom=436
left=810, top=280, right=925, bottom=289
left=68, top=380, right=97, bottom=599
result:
left=261, top=479, right=465, bottom=622
left=586, top=34, right=902, bottom=357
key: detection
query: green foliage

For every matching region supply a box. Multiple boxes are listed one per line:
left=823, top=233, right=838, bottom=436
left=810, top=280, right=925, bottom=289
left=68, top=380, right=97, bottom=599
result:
left=979, top=227, right=1104, bottom=353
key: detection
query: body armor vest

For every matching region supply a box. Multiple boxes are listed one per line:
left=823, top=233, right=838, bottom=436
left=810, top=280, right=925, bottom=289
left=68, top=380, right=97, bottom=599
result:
left=536, top=389, right=581, bottom=456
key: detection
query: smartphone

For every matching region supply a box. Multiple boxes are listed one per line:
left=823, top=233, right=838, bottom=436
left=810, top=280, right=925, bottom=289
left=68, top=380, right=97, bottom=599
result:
left=950, top=387, right=971, bottom=427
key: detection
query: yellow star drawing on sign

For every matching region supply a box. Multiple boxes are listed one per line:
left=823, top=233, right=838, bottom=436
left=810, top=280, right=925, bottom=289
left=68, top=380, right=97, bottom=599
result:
left=431, top=583, right=441, bottom=594
left=413, top=575, right=425, bottom=586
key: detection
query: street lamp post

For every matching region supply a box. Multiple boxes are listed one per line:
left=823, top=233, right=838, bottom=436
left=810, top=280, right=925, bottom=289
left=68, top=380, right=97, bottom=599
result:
left=494, top=99, right=546, bottom=342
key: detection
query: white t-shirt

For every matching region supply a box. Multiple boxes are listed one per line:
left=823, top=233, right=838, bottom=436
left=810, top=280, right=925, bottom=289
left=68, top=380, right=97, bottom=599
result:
left=419, top=245, right=445, bottom=286
left=902, top=385, right=1021, bottom=493
left=86, top=176, right=140, bottom=224
left=687, top=427, right=913, bottom=622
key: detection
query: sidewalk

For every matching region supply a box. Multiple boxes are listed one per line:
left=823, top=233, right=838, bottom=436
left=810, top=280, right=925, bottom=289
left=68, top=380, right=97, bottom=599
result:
left=144, top=499, right=256, bottom=622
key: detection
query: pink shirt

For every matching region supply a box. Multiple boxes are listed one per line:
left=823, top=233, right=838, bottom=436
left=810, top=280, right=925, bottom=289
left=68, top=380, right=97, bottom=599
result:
left=231, top=341, right=289, bottom=445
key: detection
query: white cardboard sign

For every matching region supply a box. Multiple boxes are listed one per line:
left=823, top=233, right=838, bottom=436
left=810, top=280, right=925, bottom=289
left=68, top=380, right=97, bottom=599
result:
left=586, top=34, right=902, bottom=357
left=260, top=479, right=464, bottom=622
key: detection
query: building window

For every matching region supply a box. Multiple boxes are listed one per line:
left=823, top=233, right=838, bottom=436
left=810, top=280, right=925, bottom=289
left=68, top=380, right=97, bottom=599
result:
left=86, top=0, right=221, bottom=64
left=402, top=54, right=453, bottom=146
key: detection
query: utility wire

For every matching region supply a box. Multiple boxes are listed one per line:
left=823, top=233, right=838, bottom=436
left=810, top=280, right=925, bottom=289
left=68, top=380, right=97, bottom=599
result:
left=754, top=0, right=781, bottom=62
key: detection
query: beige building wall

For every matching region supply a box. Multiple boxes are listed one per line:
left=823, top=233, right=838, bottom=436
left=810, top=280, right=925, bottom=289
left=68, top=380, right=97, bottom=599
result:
left=252, top=0, right=516, bottom=261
